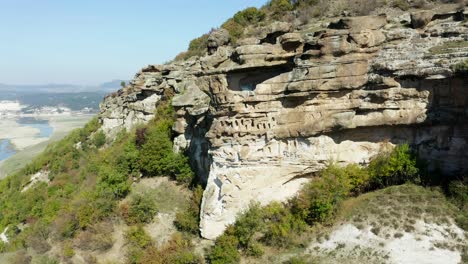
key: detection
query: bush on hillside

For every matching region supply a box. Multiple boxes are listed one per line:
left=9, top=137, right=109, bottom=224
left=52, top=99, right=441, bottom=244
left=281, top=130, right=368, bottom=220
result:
left=74, top=222, right=114, bottom=251
left=140, top=233, right=203, bottom=264
left=447, top=180, right=467, bottom=230
left=96, top=165, right=131, bottom=198
left=451, top=60, right=468, bottom=75
left=231, top=203, right=264, bottom=254
left=233, top=7, right=266, bottom=26
left=221, top=19, right=245, bottom=44
left=261, top=202, right=306, bottom=247
left=92, top=131, right=106, bottom=148
left=175, top=34, right=210, bottom=61
left=174, top=185, right=203, bottom=234
left=368, top=144, right=419, bottom=188
left=122, top=193, right=158, bottom=225
left=268, top=0, right=294, bottom=19
left=208, top=231, right=241, bottom=264
left=291, top=164, right=353, bottom=225
left=138, top=104, right=194, bottom=184
left=125, top=225, right=153, bottom=263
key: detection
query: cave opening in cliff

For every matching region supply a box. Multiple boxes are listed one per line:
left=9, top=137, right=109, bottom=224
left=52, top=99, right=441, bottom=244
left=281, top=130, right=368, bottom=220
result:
left=227, top=64, right=293, bottom=92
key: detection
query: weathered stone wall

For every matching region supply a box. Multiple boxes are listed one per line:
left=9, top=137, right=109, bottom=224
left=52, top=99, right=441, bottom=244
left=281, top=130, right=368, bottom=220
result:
left=99, top=6, right=468, bottom=239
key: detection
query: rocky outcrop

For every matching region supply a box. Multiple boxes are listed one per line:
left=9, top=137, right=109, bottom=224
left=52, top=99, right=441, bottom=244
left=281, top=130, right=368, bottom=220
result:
left=100, top=6, right=468, bottom=239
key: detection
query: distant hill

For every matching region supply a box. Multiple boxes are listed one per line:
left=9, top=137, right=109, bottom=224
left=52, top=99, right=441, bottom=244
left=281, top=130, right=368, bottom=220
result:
left=0, top=80, right=127, bottom=94
left=99, top=80, right=127, bottom=91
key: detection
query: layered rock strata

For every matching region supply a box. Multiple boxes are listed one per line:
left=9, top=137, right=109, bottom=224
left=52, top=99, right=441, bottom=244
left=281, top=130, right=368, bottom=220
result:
left=100, top=6, right=468, bottom=239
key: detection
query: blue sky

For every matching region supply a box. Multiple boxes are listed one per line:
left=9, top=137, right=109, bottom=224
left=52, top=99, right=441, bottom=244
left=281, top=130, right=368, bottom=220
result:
left=0, top=0, right=267, bottom=85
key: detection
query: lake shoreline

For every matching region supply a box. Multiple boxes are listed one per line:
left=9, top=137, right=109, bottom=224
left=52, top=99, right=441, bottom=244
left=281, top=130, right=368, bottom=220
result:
left=0, top=114, right=95, bottom=178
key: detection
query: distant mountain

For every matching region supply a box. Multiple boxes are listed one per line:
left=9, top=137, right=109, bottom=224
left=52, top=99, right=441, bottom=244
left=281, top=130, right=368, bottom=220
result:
left=99, top=80, right=127, bottom=91
left=0, top=83, right=83, bottom=93
left=0, top=80, right=127, bottom=94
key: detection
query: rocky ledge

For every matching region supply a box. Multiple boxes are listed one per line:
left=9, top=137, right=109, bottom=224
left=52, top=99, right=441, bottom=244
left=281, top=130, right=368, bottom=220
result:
left=100, top=5, right=468, bottom=239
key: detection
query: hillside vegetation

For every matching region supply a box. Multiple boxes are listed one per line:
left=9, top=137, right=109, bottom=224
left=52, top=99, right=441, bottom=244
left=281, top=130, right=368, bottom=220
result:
left=175, top=0, right=463, bottom=60
left=0, top=0, right=465, bottom=263
left=0, top=101, right=464, bottom=263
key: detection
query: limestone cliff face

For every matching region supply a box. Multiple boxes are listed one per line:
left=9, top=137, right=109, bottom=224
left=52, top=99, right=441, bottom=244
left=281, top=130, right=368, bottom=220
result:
left=100, top=6, right=468, bottom=239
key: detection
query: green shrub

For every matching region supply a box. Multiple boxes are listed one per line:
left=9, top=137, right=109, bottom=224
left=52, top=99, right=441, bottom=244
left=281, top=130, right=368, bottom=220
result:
left=210, top=202, right=306, bottom=259
left=126, top=225, right=152, bottom=249
left=268, top=0, right=294, bottom=19
left=447, top=180, right=467, bottom=230
left=221, top=19, right=245, bottom=44
left=209, top=232, right=241, bottom=264
left=52, top=212, right=79, bottom=240
left=368, top=144, right=419, bottom=188
left=26, top=221, right=51, bottom=253
left=140, top=233, right=202, bottom=264
left=125, top=225, right=153, bottom=263
left=74, top=222, right=114, bottom=251
left=174, top=185, right=203, bottom=234
left=92, top=130, right=106, bottom=148
left=96, top=165, right=130, bottom=198
left=233, top=7, right=266, bottom=26
left=138, top=104, right=194, bottom=184
left=261, top=202, right=306, bottom=247
left=451, top=60, right=468, bottom=75
left=176, top=34, right=210, bottom=60
left=62, top=241, right=75, bottom=258
left=447, top=180, right=467, bottom=209
left=291, top=165, right=352, bottom=225
left=232, top=203, right=264, bottom=249
left=124, top=194, right=158, bottom=224
left=188, top=34, right=209, bottom=56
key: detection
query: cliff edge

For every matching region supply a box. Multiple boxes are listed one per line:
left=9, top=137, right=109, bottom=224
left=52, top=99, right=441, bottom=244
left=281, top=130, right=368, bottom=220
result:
left=99, top=5, right=468, bottom=239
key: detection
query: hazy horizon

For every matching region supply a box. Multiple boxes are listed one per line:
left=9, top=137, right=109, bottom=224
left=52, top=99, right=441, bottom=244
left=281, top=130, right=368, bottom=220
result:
left=1, top=0, right=267, bottom=86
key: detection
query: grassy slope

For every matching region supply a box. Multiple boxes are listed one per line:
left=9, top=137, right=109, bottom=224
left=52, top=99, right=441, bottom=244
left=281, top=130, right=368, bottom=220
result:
left=254, top=184, right=467, bottom=264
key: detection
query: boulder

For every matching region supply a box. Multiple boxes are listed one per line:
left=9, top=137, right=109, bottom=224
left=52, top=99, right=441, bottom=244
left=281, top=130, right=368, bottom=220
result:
left=172, top=82, right=210, bottom=116
left=411, top=11, right=434, bottom=28
left=207, top=28, right=230, bottom=55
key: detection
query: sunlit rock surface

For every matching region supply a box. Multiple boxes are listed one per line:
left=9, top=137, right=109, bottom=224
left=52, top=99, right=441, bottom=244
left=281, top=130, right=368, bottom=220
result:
left=100, top=6, right=468, bottom=239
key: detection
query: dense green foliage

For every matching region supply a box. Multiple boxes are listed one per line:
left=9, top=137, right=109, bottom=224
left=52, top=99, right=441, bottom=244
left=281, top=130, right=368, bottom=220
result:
left=175, top=34, right=210, bottom=61
left=367, top=144, right=419, bottom=188
left=0, top=100, right=195, bottom=262
left=221, top=7, right=266, bottom=44
left=268, top=0, right=294, bottom=19
left=233, top=7, right=266, bottom=25
left=138, top=102, right=194, bottom=183
left=123, top=194, right=158, bottom=225
left=92, top=130, right=106, bottom=148
left=209, top=231, right=241, bottom=264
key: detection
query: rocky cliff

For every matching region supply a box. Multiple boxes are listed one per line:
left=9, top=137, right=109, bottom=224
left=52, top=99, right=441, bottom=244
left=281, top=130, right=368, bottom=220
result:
left=100, top=5, right=468, bottom=239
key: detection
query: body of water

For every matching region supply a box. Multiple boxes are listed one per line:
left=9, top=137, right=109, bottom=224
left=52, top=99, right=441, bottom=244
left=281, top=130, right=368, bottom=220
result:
left=0, top=139, right=15, bottom=161
left=0, top=118, right=54, bottom=161
left=18, top=117, right=54, bottom=138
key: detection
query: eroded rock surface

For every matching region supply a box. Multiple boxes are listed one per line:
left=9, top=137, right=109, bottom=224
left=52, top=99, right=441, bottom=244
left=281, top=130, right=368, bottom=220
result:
left=100, top=6, right=468, bottom=239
